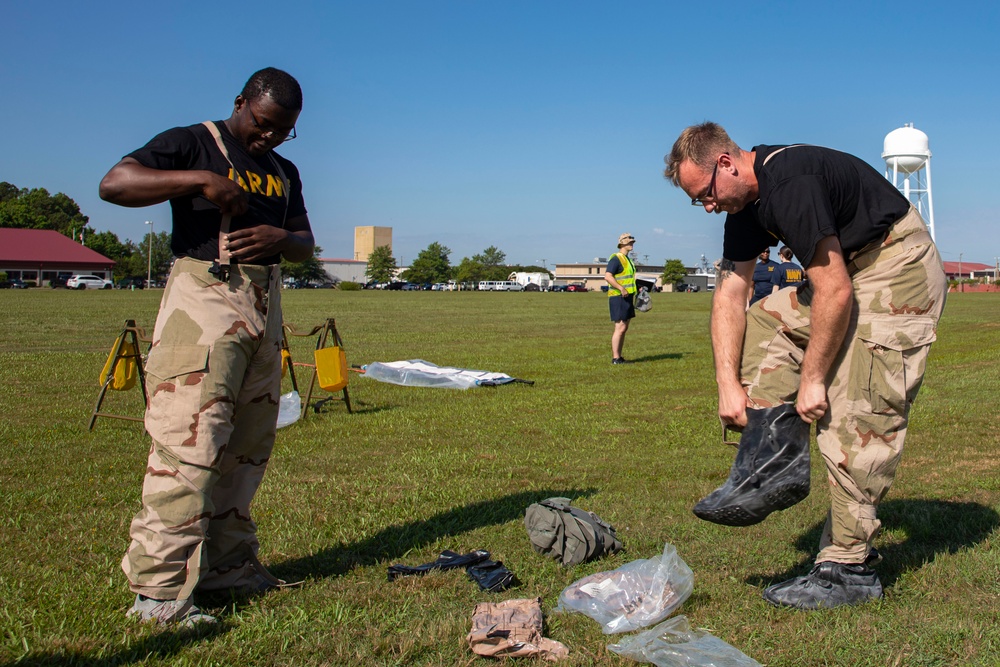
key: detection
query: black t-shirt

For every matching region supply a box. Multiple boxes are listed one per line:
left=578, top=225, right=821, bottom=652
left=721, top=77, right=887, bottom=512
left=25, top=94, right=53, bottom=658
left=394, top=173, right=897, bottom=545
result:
left=126, top=120, right=307, bottom=265
left=722, top=145, right=909, bottom=269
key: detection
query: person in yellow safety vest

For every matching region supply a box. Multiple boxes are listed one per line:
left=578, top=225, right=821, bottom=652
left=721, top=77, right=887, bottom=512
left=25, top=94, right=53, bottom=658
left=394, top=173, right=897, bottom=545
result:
left=604, top=233, right=637, bottom=365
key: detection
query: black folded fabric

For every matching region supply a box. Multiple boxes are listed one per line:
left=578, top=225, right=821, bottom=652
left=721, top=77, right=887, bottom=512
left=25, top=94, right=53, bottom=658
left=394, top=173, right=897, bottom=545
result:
left=387, top=549, right=490, bottom=581
left=467, top=560, right=519, bottom=593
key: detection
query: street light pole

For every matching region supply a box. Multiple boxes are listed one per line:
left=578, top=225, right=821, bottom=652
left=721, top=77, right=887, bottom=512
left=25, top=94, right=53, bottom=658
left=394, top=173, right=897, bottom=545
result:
left=145, top=220, right=153, bottom=288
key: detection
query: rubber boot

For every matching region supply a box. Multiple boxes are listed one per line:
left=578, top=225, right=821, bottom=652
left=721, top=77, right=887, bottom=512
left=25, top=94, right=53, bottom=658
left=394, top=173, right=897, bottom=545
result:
left=693, top=403, right=810, bottom=526
left=762, top=561, right=883, bottom=610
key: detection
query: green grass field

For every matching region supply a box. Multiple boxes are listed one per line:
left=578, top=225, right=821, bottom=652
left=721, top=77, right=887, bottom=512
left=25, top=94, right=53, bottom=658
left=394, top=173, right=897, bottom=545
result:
left=1, top=289, right=998, bottom=666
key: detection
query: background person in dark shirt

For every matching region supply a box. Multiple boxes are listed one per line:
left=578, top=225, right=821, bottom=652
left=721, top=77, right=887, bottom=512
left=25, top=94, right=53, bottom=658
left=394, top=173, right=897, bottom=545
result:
left=776, top=246, right=805, bottom=289
left=664, top=121, right=945, bottom=611
left=749, top=248, right=780, bottom=305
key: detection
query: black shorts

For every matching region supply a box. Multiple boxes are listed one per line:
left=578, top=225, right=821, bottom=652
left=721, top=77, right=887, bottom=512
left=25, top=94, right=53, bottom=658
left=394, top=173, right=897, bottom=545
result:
left=609, top=293, right=635, bottom=322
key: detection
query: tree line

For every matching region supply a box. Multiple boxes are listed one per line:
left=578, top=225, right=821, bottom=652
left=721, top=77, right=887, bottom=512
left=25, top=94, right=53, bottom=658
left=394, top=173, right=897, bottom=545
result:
left=364, top=243, right=550, bottom=286
left=366, top=243, right=691, bottom=288
left=2, top=181, right=692, bottom=287
left=1, top=181, right=174, bottom=281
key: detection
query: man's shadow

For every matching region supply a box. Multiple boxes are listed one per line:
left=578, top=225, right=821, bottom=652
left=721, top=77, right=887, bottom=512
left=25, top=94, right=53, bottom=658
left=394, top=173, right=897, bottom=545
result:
left=2, top=624, right=228, bottom=667
left=747, top=499, right=999, bottom=589
left=270, top=487, right=599, bottom=581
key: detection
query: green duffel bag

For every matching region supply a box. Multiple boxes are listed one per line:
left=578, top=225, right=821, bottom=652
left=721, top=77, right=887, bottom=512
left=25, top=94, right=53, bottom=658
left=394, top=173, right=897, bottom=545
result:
left=524, top=497, right=623, bottom=566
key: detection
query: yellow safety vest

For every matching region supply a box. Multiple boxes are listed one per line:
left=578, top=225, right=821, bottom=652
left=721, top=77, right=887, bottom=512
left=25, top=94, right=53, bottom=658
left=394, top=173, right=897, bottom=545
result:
left=608, top=252, right=636, bottom=297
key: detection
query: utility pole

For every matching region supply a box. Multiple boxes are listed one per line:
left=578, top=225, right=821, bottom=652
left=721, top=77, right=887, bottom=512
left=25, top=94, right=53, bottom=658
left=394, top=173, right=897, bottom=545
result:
left=959, top=252, right=963, bottom=293
left=145, top=220, right=154, bottom=288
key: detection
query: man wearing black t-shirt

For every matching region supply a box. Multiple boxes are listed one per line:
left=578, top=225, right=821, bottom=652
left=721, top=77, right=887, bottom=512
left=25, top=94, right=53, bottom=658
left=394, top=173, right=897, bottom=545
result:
left=664, top=122, right=945, bottom=610
left=100, top=68, right=314, bottom=625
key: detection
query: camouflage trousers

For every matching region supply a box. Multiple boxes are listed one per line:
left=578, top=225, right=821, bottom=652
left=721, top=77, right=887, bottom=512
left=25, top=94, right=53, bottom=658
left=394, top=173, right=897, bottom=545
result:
left=742, top=207, right=946, bottom=564
left=122, top=257, right=283, bottom=599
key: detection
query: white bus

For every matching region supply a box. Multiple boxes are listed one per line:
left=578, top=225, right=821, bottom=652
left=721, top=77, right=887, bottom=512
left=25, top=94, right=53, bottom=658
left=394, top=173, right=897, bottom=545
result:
left=478, top=280, right=524, bottom=291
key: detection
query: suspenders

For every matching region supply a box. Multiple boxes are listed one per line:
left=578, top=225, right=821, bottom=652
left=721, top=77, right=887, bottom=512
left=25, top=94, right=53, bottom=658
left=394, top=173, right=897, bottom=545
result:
left=200, top=121, right=290, bottom=281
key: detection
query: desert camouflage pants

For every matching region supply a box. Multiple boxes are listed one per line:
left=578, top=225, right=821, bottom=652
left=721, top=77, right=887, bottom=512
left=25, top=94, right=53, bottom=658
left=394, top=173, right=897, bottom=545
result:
left=741, top=207, right=946, bottom=564
left=122, top=257, right=283, bottom=599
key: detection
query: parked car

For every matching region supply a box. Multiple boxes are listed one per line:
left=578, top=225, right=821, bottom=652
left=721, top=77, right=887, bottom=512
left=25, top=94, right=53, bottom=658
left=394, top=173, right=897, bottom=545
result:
left=549, top=284, right=567, bottom=292
left=0, top=278, right=28, bottom=289
left=401, top=282, right=420, bottom=291
left=50, top=274, right=72, bottom=289
left=67, top=274, right=112, bottom=290
left=566, top=284, right=589, bottom=292
left=116, top=277, right=145, bottom=289
left=385, top=281, right=407, bottom=291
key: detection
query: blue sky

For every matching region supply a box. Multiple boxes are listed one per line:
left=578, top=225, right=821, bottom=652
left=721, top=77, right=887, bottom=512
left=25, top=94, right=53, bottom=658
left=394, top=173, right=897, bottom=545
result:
left=3, top=1, right=998, bottom=270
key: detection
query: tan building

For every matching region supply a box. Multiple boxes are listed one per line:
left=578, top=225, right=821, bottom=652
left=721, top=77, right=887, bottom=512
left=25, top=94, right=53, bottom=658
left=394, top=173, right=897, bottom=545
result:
left=552, top=258, right=710, bottom=292
left=552, top=258, right=666, bottom=291
left=354, top=226, right=392, bottom=261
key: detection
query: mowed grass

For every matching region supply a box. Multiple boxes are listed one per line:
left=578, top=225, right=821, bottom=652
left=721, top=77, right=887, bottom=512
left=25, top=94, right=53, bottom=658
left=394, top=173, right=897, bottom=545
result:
left=0, top=288, right=998, bottom=666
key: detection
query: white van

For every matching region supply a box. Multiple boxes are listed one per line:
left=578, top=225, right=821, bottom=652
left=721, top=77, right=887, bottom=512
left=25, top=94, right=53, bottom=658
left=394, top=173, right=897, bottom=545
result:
left=478, top=280, right=523, bottom=291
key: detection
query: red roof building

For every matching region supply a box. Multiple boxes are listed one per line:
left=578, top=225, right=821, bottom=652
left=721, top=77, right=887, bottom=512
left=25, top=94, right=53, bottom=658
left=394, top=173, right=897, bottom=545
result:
left=0, top=228, right=115, bottom=285
left=942, top=260, right=996, bottom=281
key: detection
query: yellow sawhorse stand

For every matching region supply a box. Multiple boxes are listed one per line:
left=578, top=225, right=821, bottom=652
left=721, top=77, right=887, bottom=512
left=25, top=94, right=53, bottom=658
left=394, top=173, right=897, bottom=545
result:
left=282, top=318, right=352, bottom=418
left=89, top=319, right=150, bottom=430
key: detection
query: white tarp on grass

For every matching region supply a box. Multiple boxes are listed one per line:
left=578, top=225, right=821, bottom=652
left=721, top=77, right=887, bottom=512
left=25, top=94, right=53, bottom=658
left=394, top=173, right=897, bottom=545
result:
left=361, top=359, right=518, bottom=390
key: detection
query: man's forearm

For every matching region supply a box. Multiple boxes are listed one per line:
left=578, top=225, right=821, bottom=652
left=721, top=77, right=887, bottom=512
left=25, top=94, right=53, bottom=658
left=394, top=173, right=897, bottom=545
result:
left=711, top=290, right=747, bottom=387
left=99, top=160, right=208, bottom=207
left=281, top=230, right=316, bottom=263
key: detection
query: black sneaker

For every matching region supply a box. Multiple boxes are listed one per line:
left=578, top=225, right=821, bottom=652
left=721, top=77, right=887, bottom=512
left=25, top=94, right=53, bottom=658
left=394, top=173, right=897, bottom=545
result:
left=612, top=357, right=628, bottom=365
left=762, top=561, right=883, bottom=610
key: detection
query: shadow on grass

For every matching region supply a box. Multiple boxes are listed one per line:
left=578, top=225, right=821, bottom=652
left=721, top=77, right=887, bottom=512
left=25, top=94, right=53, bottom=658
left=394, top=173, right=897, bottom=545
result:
left=628, top=352, right=684, bottom=363
left=270, top=488, right=599, bottom=581
left=2, top=623, right=228, bottom=667
left=747, top=499, right=999, bottom=590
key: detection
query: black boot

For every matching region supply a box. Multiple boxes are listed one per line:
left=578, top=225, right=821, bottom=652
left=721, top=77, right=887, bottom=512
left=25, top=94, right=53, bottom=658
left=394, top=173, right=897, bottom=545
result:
left=693, top=403, right=810, bottom=526
left=762, top=561, right=883, bottom=609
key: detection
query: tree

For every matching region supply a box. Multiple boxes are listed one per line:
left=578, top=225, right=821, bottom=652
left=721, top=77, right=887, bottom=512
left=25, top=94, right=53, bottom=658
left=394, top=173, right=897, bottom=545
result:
left=281, top=245, right=330, bottom=285
left=85, top=230, right=127, bottom=261
left=0, top=182, right=90, bottom=238
left=453, top=257, right=485, bottom=284
left=137, top=231, right=174, bottom=282
left=365, top=245, right=397, bottom=284
left=402, top=242, right=452, bottom=284
left=661, top=259, right=688, bottom=287
left=472, top=246, right=509, bottom=281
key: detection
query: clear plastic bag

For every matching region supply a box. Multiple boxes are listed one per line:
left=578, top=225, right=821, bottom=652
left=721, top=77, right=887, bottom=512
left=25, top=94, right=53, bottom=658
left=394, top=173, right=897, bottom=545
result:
left=361, top=359, right=514, bottom=390
left=276, top=390, right=301, bottom=428
left=608, top=615, right=762, bottom=667
left=556, top=542, right=693, bottom=634
left=636, top=286, right=652, bottom=312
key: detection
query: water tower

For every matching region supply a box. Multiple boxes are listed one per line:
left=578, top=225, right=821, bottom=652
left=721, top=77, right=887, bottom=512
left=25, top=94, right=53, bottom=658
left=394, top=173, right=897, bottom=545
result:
left=882, top=123, right=935, bottom=241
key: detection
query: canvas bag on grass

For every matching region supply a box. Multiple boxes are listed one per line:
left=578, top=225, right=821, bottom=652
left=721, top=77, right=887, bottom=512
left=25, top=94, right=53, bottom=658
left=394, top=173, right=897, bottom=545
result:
left=525, top=497, right=623, bottom=566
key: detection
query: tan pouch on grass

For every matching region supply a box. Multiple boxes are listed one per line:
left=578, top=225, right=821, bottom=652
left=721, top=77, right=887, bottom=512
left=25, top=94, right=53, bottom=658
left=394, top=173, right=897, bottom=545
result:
left=467, top=597, right=568, bottom=661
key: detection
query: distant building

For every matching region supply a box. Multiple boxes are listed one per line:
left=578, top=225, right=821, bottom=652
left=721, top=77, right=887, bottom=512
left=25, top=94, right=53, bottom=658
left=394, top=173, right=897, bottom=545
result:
left=354, top=226, right=392, bottom=261
left=942, top=261, right=995, bottom=282
left=0, top=228, right=115, bottom=286
left=319, top=258, right=369, bottom=284
left=553, top=258, right=701, bottom=291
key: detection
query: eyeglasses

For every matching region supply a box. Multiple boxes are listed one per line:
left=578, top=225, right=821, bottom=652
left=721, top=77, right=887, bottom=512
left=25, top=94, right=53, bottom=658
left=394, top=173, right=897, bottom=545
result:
left=691, top=159, right=720, bottom=207
left=247, top=103, right=296, bottom=142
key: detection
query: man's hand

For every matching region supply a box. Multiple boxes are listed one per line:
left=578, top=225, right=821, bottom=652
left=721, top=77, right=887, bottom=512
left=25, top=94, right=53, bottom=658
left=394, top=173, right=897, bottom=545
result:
left=796, top=379, right=828, bottom=424
left=202, top=172, right=249, bottom=216
left=718, top=381, right=751, bottom=428
left=224, top=225, right=290, bottom=263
